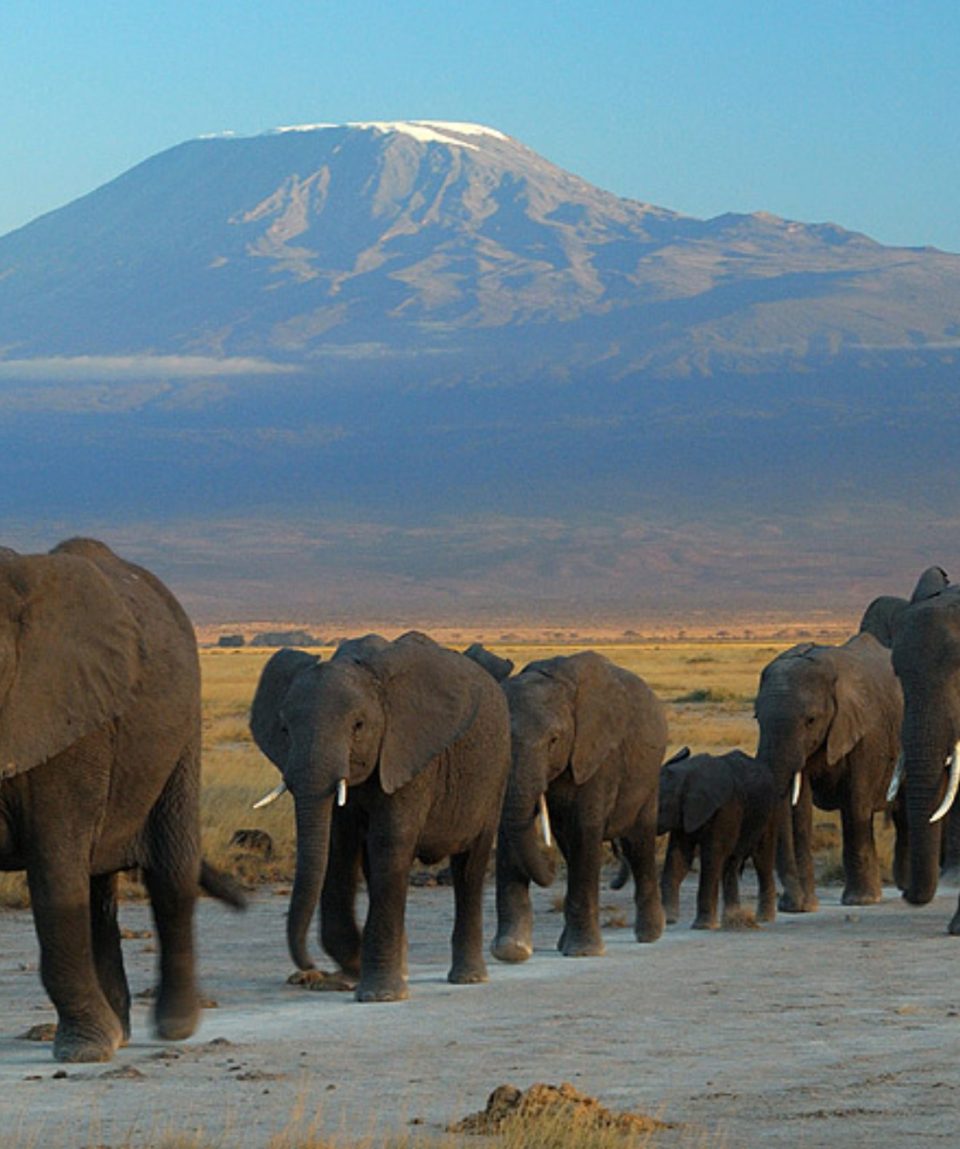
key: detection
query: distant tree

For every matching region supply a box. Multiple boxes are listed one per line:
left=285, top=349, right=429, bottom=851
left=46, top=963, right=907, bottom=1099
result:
left=217, top=633, right=245, bottom=648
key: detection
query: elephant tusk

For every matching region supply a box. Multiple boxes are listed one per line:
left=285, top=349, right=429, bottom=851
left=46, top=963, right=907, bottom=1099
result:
left=886, top=753, right=905, bottom=802
left=791, top=771, right=802, bottom=807
left=252, top=780, right=288, bottom=809
left=337, top=778, right=348, bottom=807
left=930, top=742, right=960, bottom=824
left=538, top=794, right=553, bottom=849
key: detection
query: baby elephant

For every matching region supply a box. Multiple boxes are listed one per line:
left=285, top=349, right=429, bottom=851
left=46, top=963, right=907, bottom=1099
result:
left=658, top=750, right=778, bottom=930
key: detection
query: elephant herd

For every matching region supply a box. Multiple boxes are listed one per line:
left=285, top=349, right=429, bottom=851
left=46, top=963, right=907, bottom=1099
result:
left=2, top=538, right=960, bottom=1065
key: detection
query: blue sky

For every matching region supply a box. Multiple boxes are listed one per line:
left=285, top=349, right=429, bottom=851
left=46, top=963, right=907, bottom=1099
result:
left=3, top=1, right=959, bottom=251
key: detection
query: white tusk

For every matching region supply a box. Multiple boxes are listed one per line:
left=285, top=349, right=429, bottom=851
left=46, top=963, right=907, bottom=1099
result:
left=791, top=771, right=802, bottom=807
left=930, top=742, right=960, bottom=824
left=538, top=794, right=553, bottom=848
left=252, top=780, right=288, bottom=809
left=886, top=753, right=905, bottom=802
left=337, top=778, right=348, bottom=807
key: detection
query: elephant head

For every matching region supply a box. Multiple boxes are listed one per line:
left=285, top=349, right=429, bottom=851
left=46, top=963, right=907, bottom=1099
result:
left=892, top=570, right=960, bottom=911
left=657, top=750, right=753, bottom=836
left=500, top=652, right=630, bottom=887
left=462, top=643, right=514, bottom=682
left=754, top=638, right=873, bottom=801
left=0, top=546, right=141, bottom=779
left=858, top=595, right=908, bottom=649
left=249, top=631, right=486, bottom=969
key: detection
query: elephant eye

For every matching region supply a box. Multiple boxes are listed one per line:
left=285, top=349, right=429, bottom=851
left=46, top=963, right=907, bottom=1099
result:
left=352, top=718, right=365, bottom=735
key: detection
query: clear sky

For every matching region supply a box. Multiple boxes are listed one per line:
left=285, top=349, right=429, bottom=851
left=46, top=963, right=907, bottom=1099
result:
left=3, top=1, right=959, bottom=251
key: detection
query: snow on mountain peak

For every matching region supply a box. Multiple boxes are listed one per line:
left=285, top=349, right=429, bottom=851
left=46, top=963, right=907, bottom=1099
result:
left=267, top=120, right=508, bottom=150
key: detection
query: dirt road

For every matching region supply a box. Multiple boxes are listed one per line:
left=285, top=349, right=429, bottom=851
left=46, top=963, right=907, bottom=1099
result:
left=2, top=875, right=959, bottom=1147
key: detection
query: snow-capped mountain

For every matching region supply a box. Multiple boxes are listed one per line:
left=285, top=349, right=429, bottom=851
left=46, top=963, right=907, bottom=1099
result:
left=2, top=122, right=959, bottom=622
left=2, top=120, right=959, bottom=375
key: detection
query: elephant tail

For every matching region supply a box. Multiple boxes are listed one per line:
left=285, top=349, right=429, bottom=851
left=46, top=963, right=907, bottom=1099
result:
left=200, top=859, right=248, bottom=910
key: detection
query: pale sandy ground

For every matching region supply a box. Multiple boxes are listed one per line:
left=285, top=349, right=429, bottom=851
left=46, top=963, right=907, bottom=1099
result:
left=3, top=872, right=960, bottom=1148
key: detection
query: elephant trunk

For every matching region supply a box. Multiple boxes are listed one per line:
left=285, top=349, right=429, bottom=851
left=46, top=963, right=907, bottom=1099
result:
left=755, top=723, right=806, bottom=803
left=501, top=808, right=557, bottom=888
left=287, top=792, right=334, bottom=969
left=902, top=723, right=952, bottom=905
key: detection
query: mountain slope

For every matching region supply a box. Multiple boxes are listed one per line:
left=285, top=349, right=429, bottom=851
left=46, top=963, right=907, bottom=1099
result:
left=2, top=121, right=959, bottom=375
left=1, top=122, right=959, bottom=623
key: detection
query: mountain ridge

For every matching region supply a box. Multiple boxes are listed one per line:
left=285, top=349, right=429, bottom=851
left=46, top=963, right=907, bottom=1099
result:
left=1, top=122, right=958, bottom=622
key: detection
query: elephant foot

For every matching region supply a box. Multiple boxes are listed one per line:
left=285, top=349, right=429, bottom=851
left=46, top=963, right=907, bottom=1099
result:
left=153, top=986, right=200, bottom=1042
left=53, top=1016, right=124, bottom=1063
left=448, top=963, right=489, bottom=985
left=690, top=916, right=720, bottom=931
left=841, top=888, right=882, bottom=907
left=756, top=903, right=777, bottom=924
left=558, top=928, right=606, bottom=957
left=355, top=982, right=409, bottom=1003
left=491, top=935, right=533, bottom=963
left=634, top=907, right=665, bottom=943
left=777, top=891, right=819, bottom=914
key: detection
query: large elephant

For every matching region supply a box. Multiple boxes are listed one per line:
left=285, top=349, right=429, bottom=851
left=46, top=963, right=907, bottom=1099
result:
left=492, top=651, right=667, bottom=962
left=754, top=632, right=903, bottom=911
left=859, top=569, right=960, bottom=882
left=0, top=538, right=243, bottom=1063
left=891, top=567, right=960, bottom=931
left=249, top=630, right=511, bottom=1001
left=657, top=749, right=778, bottom=929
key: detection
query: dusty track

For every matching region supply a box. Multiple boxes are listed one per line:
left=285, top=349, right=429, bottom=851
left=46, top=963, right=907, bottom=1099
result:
left=2, top=874, right=959, bottom=1147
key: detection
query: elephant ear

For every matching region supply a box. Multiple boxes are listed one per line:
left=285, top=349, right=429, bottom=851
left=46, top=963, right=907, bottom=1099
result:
left=376, top=632, right=483, bottom=795
left=568, top=653, right=630, bottom=785
left=825, top=661, right=868, bottom=766
left=249, top=647, right=320, bottom=768
left=683, top=758, right=738, bottom=834
left=0, top=551, right=141, bottom=778
left=910, top=566, right=949, bottom=604
left=657, top=761, right=688, bottom=834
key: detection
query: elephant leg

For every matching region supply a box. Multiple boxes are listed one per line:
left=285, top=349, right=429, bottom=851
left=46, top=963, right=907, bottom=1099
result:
left=692, top=833, right=723, bottom=930
left=891, top=794, right=909, bottom=892
left=839, top=801, right=882, bottom=905
left=447, top=834, right=493, bottom=984
left=619, top=798, right=665, bottom=944
left=356, top=842, right=410, bottom=1002
left=491, top=838, right=535, bottom=963
left=777, top=792, right=819, bottom=912
left=660, top=832, right=694, bottom=924
left=753, top=824, right=778, bottom=923
left=28, top=863, right=124, bottom=1063
left=320, top=806, right=363, bottom=979
left=143, top=753, right=201, bottom=1041
left=949, top=895, right=960, bottom=936
left=792, top=784, right=819, bottom=910
left=556, top=816, right=606, bottom=956
left=90, top=873, right=131, bottom=1043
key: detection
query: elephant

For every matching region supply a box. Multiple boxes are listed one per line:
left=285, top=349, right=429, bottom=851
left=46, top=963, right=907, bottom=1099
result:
left=491, top=651, right=667, bottom=962
left=754, top=632, right=903, bottom=911
left=891, top=566, right=960, bottom=931
left=249, top=630, right=511, bottom=1001
left=462, top=642, right=514, bottom=682
left=0, top=538, right=244, bottom=1063
left=858, top=568, right=960, bottom=883
left=656, top=749, right=778, bottom=929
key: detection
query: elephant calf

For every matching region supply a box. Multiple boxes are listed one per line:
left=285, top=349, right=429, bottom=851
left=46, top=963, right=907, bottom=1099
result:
left=492, top=650, right=667, bottom=962
left=657, top=750, right=778, bottom=930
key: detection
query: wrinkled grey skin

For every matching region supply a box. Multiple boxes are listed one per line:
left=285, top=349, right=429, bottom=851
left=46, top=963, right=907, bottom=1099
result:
left=859, top=570, right=960, bottom=883
left=0, top=539, right=244, bottom=1063
left=250, top=631, right=511, bottom=1000
left=462, top=643, right=514, bottom=682
left=891, top=567, right=960, bottom=932
left=492, top=651, right=667, bottom=962
left=657, top=750, right=778, bottom=929
left=755, top=632, right=903, bottom=911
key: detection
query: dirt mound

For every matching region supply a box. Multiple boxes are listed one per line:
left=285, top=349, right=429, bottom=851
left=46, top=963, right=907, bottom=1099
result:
left=449, top=1082, right=669, bottom=1136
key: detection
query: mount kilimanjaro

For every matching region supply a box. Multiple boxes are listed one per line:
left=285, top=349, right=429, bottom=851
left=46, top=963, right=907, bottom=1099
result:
left=1, top=121, right=959, bottom=624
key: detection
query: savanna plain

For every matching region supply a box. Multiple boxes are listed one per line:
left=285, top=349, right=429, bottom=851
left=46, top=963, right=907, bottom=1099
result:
left=2, top=637, right=958, bottom=1149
